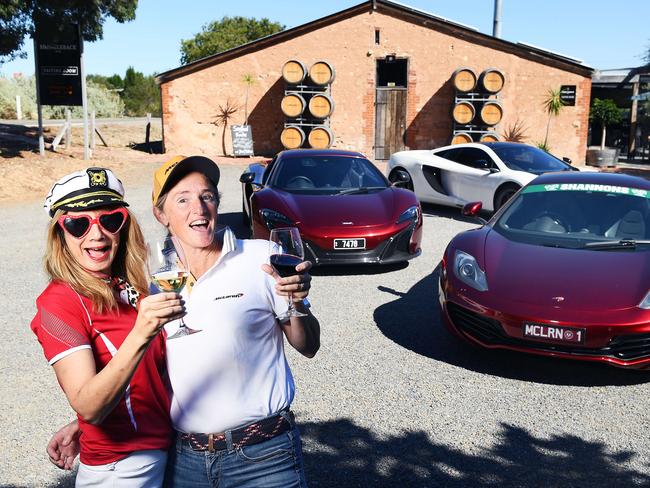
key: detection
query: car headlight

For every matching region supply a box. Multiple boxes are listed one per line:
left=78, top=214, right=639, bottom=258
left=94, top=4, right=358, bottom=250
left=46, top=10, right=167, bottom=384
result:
left=396, top=205, right=419, bottom=224
left=260, top=209, right=294, bottom=230
left=453, top=250, right=488, bottom=291
left=639, top=290, right=650, bottom=309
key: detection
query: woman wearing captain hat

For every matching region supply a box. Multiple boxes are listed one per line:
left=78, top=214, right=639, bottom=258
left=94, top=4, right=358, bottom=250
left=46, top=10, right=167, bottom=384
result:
left=31, top=167, right=184, bottom=486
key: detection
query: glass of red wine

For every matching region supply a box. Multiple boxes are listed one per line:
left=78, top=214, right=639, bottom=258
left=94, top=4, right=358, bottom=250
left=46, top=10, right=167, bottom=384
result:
left=269, top=227, right=307, bottom=319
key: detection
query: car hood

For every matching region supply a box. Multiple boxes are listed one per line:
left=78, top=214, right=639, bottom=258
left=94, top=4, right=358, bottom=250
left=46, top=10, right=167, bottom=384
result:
left=277, top=188, right=401, bottom=227
left=483, top=230, right=650, bottom=311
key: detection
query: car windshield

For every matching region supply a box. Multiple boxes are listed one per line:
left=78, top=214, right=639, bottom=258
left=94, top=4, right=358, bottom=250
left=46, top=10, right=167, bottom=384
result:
left=494, top=182, right=650, bottom=250
left=489, top=144, right=571, bottom=174
left=270, top=155, right=389, bottom=194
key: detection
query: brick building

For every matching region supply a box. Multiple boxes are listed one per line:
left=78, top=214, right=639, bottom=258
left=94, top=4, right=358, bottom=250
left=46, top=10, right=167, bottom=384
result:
left=156, top=0, right=593, bottom=163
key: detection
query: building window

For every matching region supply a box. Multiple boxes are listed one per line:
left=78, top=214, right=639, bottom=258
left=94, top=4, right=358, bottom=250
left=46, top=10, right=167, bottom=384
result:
left=375, top=29, right=380, bottom=45
left=376, top=58, right=407, bottom=88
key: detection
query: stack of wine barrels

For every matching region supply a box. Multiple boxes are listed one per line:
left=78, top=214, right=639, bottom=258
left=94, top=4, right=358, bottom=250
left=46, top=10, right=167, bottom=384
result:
left=451, top=67, right=505, bottom=144
left=280, top=60, right=335, bottom=150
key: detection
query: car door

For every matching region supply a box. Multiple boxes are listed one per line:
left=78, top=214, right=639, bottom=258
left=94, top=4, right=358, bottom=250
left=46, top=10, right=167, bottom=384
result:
left=440, top=147, right=500, bottom=204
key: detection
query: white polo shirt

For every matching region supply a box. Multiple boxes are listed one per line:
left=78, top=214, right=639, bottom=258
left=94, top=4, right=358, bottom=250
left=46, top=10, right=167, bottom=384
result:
left=164, top=227, right=294, bottom=434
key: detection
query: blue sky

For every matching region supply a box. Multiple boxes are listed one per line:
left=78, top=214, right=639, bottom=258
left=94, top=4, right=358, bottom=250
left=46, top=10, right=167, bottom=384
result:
left=1, top=0, right=648, bottom=78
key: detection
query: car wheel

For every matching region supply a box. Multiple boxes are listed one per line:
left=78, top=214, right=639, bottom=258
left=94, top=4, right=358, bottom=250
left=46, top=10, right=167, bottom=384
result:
left=389, top=169, right=414, bottom=192
left=494, top=184, right=520, bottom=211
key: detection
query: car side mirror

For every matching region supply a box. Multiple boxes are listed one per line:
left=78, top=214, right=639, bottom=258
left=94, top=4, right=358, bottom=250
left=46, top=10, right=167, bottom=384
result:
left=391, top=169, right=411, bottom=187
left=462, top=201, right=487, bottom=224
left=562, top=157, right=572, bottom=165
left=239, top=172, right=255, bottom=184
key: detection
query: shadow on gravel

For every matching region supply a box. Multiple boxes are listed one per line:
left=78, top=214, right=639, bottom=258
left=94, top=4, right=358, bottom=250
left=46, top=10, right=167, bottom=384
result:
left=373, top=267, right=650, bottom=387
left=300, top=419, right=650, bottom=487
left=8, top=420, right=648, bottom=487
left=0, top=123, right=47, bottom=158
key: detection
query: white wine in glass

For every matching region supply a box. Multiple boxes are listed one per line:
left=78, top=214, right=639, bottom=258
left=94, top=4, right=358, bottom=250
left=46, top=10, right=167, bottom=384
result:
left=148, top=236, right=198, bottom=339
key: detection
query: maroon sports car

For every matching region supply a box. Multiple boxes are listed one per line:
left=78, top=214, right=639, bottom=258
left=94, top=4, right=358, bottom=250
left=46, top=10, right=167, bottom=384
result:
left=440, top=171, right=650, bottom=369
left=240, top=149, right=422, bottom=265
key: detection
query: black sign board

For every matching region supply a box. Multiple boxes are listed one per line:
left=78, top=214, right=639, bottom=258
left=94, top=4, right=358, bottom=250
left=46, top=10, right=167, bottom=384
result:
left=560, top=85, right=576, bottom=106
left=230, top=125, right=254, bottom=156
left=35, top=21, right=83, bottom=106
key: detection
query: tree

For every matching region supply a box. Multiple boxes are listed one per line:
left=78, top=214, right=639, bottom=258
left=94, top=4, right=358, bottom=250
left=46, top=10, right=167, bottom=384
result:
left=590, top=98, right=622, bottom=150
left=542, top=87, right=565, bottom=148
left=0, top=0, right=137, bottom=62
left=122, top=67, right=160, bottom=116
left=241, top=73, right=255, bottom=125
left=180, top=16, right=284, bottom=65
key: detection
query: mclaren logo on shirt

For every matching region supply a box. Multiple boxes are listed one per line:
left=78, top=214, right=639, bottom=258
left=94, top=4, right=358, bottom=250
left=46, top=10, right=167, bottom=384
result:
left=214, top=293, right=244, bottom=301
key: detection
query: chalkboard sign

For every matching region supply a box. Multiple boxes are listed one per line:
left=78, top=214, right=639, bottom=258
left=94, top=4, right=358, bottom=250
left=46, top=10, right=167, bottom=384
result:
left=560, top=85, right=576, bottom=106
left=230, top=125, right=254, bottom=156
left=35, top=20, right=83, bottom=106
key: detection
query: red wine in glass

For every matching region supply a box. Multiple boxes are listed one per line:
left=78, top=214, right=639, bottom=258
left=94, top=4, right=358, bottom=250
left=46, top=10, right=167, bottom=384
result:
left=270, top=253, right=303, bottom=278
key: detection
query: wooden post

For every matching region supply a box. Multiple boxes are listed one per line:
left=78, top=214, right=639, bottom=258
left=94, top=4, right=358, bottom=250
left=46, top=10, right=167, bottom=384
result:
left=65, top=109, right=71, bottom=149
left=91, top=111, right=96, bottom=150
left=145, top=112, right=152, bottom=154
left=628, top=81, right=639, bottom=159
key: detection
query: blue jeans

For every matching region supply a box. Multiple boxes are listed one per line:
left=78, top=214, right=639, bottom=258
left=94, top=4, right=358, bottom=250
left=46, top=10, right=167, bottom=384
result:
left=163, top=425, right=308, bottom=488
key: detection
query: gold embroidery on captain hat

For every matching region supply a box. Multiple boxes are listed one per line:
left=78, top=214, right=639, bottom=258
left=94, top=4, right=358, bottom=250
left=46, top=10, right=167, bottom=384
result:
left=88, top=168, right=108, bottom=187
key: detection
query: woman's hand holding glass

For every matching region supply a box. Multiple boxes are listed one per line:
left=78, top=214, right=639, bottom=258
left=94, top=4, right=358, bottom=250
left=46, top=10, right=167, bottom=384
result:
left=134, top=293, right=186, bottom=341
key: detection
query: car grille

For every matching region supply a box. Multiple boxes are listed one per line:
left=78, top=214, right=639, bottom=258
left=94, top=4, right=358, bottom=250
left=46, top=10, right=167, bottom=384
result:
left=447, top=302, right=650, bottom=361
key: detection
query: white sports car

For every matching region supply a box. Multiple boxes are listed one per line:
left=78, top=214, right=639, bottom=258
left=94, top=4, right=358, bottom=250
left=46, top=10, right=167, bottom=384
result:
left=386, top=142, right=578, bottom=212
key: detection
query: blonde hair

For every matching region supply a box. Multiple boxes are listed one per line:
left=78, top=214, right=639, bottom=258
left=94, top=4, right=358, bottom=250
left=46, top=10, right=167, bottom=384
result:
left=44, top=208, right=149, bottom=313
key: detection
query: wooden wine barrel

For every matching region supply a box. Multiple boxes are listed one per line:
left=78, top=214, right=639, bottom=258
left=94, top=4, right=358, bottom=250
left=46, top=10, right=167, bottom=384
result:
left=479, top=68, right=505, bottom=93
left=281, top=94, right=306, bottom=118
left=309, top=61, right=336, bottom=85
left=308, top=126, right=333, bottom=149
left=308, top=94, right=334, bottom=118
left=452, top=101, right=476, bottom=124
left=452, top=67, right=477, bottom=92
left=479, top=131, right=499, bottom=142
left=280, top=126, right=306, bottom=149
left=451, top=132, right=473, bottom=145
left=479, top=101, right=503, bottom=126
left=282, top=60, right=307, bottom=84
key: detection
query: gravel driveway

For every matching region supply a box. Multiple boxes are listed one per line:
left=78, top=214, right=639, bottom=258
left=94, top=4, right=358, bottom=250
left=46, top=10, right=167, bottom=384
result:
left=2, top=163, right=649, bottom=487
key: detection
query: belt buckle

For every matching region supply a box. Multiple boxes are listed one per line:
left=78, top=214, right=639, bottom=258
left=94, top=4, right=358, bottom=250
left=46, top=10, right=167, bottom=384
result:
left=208, top=433, right=215, bottom=453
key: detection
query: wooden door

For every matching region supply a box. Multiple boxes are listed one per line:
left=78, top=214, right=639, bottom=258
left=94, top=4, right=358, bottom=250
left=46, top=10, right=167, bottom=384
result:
left=375, top=88, right=407, bottom=160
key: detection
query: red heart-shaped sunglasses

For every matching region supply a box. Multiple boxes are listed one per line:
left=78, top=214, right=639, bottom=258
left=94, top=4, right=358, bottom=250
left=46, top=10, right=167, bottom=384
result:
left=57, top=208, right=129, bottom=239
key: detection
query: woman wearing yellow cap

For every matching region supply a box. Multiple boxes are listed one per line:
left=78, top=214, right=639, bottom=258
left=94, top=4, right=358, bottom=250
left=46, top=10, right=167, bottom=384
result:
left=32, top=168, right=184, bottom=486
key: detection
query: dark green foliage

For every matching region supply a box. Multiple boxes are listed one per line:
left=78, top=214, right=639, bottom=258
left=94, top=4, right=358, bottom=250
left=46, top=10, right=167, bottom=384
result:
left=180, top=16, right=284, bottom=65
left=0, top=0, right=137, bottom=62
left=590, top=98, right=622, bottom=126
left=122, top=66, right=160, bottom=116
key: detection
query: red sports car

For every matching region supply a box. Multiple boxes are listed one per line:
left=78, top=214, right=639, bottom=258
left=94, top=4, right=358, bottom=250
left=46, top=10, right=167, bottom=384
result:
left=240, top=149, right=422, bottom=265
left=440, top=171, right=650, bottom=368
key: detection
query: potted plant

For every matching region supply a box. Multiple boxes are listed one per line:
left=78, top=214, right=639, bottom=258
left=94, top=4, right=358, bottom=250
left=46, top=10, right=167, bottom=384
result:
left=587, top=98, right=623, bottom=167
left=542, top=88, right=565, bottom=149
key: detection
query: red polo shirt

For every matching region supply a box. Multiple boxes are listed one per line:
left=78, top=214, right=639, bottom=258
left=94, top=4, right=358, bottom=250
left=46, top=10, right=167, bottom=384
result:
left=31, top=281, right=172, bottom=465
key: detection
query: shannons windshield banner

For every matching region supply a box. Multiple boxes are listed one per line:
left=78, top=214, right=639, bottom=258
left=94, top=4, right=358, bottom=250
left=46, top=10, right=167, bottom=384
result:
left=523, top=183, right=650, bottom=199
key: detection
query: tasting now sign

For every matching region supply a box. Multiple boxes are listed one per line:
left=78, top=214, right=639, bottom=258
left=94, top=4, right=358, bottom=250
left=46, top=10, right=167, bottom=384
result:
left=34, top=21, right=83, bottom=106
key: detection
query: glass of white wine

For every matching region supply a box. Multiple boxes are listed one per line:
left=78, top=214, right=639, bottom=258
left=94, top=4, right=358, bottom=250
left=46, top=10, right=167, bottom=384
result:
left=148, top=236, right=198, bottom=340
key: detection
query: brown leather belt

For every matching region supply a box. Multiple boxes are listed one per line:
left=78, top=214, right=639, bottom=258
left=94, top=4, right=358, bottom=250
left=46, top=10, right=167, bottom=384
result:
left=179, top=409, right=294, bottom=452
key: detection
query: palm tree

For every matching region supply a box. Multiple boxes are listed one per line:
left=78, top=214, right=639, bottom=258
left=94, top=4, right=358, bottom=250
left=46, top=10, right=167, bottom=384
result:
left=542, top=88, right=565, bottom=148
left=242, top=73, right=255, bottom=125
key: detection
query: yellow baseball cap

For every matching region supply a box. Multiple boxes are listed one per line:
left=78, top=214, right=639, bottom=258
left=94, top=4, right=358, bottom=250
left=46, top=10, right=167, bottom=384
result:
left=152, top=155, right=221, bottom=206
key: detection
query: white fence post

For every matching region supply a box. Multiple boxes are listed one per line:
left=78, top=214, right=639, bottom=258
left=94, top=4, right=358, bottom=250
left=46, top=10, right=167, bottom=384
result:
left=15, top=96, right=22, bottom=120
left=91, top=111, right=96, bottom=150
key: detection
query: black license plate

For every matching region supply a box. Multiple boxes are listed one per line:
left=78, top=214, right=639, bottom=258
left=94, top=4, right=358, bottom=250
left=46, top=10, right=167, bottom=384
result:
left=523, top=323, right=586, bottom=344
left=333, top=238, right=366, bottom=250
